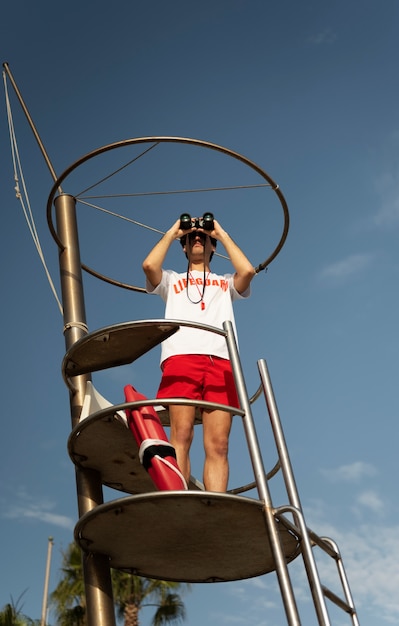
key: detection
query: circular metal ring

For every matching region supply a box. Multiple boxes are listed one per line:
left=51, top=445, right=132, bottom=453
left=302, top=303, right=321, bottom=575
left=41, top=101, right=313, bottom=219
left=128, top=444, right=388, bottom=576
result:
left=47, top=136, right=289, bottom=292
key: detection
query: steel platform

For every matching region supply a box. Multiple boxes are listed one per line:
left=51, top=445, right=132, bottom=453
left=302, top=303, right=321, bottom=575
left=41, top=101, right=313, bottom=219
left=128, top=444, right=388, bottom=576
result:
left=74, top=491, right=300, bottom=583
left=62, top=320, right=180, bottom=378
left=68, top=411, right=201, bottom=493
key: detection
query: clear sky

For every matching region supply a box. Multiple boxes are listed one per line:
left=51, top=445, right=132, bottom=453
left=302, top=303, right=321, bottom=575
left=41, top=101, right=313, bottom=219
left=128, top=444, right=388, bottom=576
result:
left=1, top=1, right=398, bottom=625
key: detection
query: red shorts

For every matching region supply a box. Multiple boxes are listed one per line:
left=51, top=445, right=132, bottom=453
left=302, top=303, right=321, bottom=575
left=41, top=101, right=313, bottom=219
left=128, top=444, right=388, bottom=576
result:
left=157, top=354, right=239, bottom=408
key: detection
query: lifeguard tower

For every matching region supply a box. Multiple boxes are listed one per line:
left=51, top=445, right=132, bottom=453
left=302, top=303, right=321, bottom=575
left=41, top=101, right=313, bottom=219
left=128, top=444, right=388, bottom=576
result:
left=41, top=136, right=361, bottom=626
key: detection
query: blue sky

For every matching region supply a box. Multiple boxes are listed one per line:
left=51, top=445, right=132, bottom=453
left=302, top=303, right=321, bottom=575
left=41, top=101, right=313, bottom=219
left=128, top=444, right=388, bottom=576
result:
left=1, top=1, right=398, bottom=624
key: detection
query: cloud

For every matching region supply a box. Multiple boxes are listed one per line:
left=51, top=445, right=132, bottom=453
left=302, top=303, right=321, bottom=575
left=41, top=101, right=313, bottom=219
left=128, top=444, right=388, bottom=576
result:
left=215, top=579, right=280, bottom=625
left=321, top=460, right=377, bottom=483
left=314, top=523, right=399, bottom=624
left=1, top=488, right=74, bottom=531
left=318, top=253, right=373, bottom=282
left=355, top=489, right=383, bottom=513
left=9, top=506, right=74, bottom=530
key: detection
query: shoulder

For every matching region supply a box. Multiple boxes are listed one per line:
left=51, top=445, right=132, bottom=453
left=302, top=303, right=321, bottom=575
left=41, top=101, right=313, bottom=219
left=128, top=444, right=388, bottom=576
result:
left=146, top=269, right=184, bottom=294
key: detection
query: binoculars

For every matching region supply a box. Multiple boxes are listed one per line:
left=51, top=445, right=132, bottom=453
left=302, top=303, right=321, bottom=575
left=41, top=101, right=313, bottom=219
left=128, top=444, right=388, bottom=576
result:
left=180, top=212, right=214, bottom=231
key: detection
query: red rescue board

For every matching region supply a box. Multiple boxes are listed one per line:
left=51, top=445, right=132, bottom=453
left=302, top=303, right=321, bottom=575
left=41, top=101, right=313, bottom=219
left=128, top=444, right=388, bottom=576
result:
left=124, top=385, right=187, bottom=491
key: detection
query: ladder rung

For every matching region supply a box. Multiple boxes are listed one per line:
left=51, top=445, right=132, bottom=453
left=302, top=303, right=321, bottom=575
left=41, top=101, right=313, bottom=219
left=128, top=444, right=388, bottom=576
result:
left=322, top=585, right=356, bottom=615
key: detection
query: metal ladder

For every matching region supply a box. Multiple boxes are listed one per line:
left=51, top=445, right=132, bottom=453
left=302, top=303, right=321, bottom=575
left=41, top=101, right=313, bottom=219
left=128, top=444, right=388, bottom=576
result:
left=225, top=319, right=360, bottom=625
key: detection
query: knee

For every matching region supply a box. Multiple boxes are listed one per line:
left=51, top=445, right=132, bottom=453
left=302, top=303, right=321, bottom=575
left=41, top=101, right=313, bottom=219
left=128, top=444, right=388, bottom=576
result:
left=205, top=434, right=229, bottom=459
left=171, top=424, right=194, bottom=449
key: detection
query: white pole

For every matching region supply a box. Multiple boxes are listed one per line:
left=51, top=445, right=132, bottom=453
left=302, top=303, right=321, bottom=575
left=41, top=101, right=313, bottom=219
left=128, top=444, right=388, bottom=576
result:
left=40, top=537, right=54, bottom=626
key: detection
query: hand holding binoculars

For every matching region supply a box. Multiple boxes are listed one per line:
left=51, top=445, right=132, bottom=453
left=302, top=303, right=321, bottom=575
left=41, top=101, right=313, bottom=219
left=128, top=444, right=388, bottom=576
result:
left=179, top=212, right=214, bottom=231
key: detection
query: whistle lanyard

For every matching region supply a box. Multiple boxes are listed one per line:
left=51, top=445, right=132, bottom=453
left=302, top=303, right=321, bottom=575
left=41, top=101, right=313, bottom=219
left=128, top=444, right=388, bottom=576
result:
left=186, top=269, right=211, bottom=310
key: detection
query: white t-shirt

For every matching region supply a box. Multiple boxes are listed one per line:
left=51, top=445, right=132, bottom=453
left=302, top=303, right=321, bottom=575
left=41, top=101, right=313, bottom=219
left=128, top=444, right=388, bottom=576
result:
left=146, top=269, right=250, bottom=364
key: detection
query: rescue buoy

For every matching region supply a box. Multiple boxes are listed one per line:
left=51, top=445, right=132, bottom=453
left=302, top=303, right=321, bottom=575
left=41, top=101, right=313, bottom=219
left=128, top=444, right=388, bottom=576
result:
left=124, top=385, right=187, bottom=491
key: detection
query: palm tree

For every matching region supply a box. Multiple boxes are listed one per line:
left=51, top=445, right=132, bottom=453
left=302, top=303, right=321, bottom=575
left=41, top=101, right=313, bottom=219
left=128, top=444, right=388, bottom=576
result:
left=0, top=592, right=39, bottom=626
left=0, top=602, right=26, bottom=626
left=112, top=570, right=188, bottom=626
left=51, top=542, right=190, bottom=626
left=50, top=543, right=86, bottom=626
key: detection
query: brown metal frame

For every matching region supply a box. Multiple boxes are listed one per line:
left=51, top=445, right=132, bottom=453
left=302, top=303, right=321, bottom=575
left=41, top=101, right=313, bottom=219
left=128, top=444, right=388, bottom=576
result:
left=46, top=136, right=290, bottom=292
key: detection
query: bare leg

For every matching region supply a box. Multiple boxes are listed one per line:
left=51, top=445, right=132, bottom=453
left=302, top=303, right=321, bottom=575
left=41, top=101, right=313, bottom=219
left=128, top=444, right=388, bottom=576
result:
left=202, top=409, right=232, bottom=492
left=169, top=404, right=196, bottom=486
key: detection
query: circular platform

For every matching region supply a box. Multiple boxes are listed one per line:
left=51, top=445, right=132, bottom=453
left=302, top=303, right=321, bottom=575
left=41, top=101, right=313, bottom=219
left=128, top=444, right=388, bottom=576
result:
left=62, top=320, right=180, bottom=378
left=69, top=412, right=156, bottom=493
left=74, top=492, right=300, bottom=582
left=69, top=409, right=202, bottom=493
left=68, top=403, right=238, bottom=493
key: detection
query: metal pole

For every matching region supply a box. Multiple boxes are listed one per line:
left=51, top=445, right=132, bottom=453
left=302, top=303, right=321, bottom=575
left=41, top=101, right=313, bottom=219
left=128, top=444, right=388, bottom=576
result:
left=2, top=63, right=62, bottom=191
left=3, top=63, right=114, bottom=626
left=223, top=321, right=301, bottom=626
left=257, top=359, right=332, bottom=626
left=257, top=360, right=302, bottom=510
left=40, top=536, right=53, bottom=626
left=54, top=193, right=116, bottom=626
left=320, top=537, right=360, bottom=626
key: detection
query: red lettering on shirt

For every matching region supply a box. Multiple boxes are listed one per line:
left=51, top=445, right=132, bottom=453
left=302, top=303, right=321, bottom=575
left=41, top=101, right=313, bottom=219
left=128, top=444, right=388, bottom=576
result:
left=172, top=277, right=229, bottom=293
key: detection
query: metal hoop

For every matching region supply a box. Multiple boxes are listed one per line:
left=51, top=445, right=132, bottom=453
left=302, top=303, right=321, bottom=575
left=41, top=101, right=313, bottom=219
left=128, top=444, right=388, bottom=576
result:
left=47, top=136, right=289, bottom=292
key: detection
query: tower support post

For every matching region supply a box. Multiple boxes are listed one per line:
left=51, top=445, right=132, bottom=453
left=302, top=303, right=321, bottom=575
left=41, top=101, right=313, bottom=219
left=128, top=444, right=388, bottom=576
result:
left=54, top=193, right=116, bottom=626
